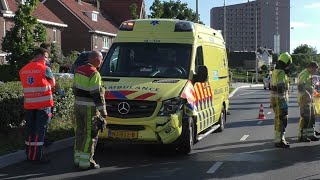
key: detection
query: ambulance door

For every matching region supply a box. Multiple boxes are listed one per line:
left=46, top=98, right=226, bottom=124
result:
left=194, top=46, right=213, bottom=133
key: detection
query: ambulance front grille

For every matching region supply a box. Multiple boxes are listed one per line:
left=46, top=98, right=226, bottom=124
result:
left=106, top=100, right=157, bottom=118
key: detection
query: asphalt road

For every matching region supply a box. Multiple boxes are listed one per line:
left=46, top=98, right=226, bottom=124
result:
left=2, top=86, right=320, bottom=180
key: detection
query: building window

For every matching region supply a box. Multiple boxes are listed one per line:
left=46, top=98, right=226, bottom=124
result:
left=103, top=37, right=109, bottom=49
left=92, top=13, right=97, bottom=21
left=94, top=36, right=97, bottom=48
left=53, top=29, right=57, bottom=43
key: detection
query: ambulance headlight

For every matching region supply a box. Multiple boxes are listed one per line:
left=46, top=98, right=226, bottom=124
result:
left=158, top=97, right=183, bottom=116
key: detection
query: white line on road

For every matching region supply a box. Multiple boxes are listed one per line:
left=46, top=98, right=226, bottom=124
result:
left=267, top=112, right=272, bottom=115
left=237, top=91, right=256, bottom=96
left=257, top=121, right=263, bottom=125
left=240, top=135, right=250, bottom=141
left=206, top=162, right=223, bottom=174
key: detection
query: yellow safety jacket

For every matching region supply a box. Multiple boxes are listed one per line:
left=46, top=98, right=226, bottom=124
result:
left=271, top=69, right=289, bottom=101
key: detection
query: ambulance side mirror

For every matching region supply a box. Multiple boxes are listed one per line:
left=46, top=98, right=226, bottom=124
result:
left=194, top=65, right=208, bottom=83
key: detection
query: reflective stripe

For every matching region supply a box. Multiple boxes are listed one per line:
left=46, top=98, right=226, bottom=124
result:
left=97, top=105, right=105, bottom=111
left=74, top=151, right=80, bottom=164
left=75, top=100, right=95, bottom=106
left=23, top=86, right=51, bottom=93
left=301, top=129, right=308, bottom=138
left=80, top=153, right=90, bottom=160
left=25, top=141, right=44, bottom=146
left=25, top=95, right=53, bottom=103
left=307, top=128, right=315, bottom=136
left=74, top=84, right=100, bottom=92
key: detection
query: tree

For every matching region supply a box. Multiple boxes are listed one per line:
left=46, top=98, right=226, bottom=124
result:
left=260, top=64, right=268, bottom=71
left=2, top=0, right=46, bottom=79
left=129, top=3, right=139, bottom=19
left=292, top=44, right=318, bottom=72
left=49, top=43, right=65, bottom=64
left=148, top=0, right=204, bottom=24
left=293, top=44, right=317, bottom=55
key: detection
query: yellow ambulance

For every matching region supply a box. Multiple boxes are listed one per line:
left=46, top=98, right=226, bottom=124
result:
left=99, top=19, right=229, bottom=154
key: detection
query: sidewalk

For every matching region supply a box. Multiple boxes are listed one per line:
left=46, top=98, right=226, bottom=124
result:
left=0, top=82, right=262, bottom=169
left=229, top=82, right=263, bottom=98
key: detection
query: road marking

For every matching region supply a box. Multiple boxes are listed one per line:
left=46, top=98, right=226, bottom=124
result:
left=237, top=91, right=256, bottom=96
left=240, top=135, right=249, bottom=141
left=206, top=162, right=223, bottom=174
left=267, top=112, right=272, bottom=115
left=257, top=121, right=263, bottom=125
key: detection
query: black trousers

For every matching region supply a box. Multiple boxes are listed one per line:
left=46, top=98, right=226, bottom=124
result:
left=25, top=107, right=51, bottom=161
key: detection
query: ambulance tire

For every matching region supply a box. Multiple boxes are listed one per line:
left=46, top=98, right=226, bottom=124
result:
left=217, top=105, right=226, bottom=132
left=177, top=117, right=194, bottom=154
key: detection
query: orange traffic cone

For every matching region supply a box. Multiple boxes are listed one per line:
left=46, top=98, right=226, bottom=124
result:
left=258, top=104, right=266, bottom=120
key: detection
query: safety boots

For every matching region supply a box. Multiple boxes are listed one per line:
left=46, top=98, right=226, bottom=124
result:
left=274, top=141, right=290, bottom=148
left=298, top=136, right=320, bottom=142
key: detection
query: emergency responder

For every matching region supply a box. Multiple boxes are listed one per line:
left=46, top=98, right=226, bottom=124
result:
left=19, top=47, right=55, bottom=162
left=271, top=52, right=292, bottom=148
left=40, top=43, right=52, bottom=69
left=297, top=61, right=319, bottom=142
left=73, top=50, right=107, bottom=170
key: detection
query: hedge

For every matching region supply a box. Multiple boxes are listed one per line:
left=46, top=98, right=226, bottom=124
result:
left=0, top=78, right=74, bottom=131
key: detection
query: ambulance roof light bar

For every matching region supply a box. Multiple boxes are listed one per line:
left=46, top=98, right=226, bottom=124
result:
left=174, top=21, right=194, bottom=32
left=119, top=20, right=135, bottom=31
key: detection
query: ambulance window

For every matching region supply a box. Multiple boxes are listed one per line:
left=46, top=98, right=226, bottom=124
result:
left=110, top=47, right=119, bottom=72
left=195, top=46, right=204, bottom=72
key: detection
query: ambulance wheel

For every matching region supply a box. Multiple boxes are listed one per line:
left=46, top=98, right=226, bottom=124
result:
left=177, top=117, right=194, bottom=154
left=217, top=106, right=226, bottom=132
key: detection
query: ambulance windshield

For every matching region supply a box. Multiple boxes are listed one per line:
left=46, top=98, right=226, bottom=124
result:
left=100, top=43, right=192, bottom=79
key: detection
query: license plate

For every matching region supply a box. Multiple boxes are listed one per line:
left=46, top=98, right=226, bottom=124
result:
left=108, top=130, right=138, bottom=139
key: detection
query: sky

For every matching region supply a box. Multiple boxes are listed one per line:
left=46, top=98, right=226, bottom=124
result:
left=144, top=0, right=320, bottom=53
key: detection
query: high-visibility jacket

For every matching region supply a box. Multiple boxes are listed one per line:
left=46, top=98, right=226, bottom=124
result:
left=271, top=69, right=289, bottom=101
left=73, top=63, right=106, bottom=113
left=297, top=69, right=313, bottom=105
left=19, top=61, right=53, bottom=109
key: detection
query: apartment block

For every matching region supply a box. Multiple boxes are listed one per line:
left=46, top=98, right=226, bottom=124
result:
left=210, top=0, right=290, bottom=53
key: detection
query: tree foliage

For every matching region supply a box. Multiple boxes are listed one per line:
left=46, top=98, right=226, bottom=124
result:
left=260, top=64, right=268, bottom=71
left=64, top=51, right=79, bottom=65
left=1, top=0, right=46, bottom=79
left=292, top=44, right=319, bottom=73
left=50, top=43, right=65, bottom=64
left=129, top=3, right=139, bottom=19
left=148, top=0, right=204, bottom=24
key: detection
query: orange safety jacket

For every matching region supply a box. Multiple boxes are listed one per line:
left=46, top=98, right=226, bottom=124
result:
left=19, top=61, right=54, bottom=109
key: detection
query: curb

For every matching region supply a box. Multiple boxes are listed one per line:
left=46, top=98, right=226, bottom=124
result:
left=229, top=84, right=263, bottom=98
left=0, top=137, right=74, bottom=169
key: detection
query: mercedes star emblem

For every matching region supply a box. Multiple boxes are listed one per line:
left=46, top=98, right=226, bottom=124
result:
left=118, top=102, right=130, bottom=115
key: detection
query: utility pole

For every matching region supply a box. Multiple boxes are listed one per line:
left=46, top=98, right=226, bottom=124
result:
left=223, top=0, right=227, bottom=43
left=196, top=0, right=199, bottom=23
left=255, top=3, right=258, bottom=83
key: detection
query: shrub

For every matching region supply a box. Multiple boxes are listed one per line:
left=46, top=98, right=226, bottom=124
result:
left=0, top=78, right=74, bottom=132
left=0, top=65, right=17, bottom=82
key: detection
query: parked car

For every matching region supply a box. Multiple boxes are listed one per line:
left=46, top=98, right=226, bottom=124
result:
left=263, top=73, right=272, bottom=90
left=53, top=73, right=74, bottom=79
left=69, top=51, right=108, bottom=74
left=313, top=75, right=320, bottom=85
